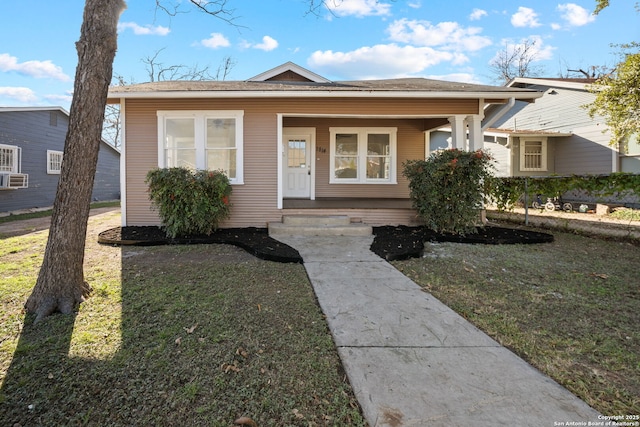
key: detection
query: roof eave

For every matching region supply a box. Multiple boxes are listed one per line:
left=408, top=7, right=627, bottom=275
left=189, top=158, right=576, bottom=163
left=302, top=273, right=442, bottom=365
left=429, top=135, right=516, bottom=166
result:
left=107, top=90, right=543, bottom=101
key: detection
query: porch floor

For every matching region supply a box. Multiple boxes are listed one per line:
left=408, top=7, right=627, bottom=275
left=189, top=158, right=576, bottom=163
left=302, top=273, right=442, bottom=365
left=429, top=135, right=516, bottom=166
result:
left=282, top=198, right=413, bottom=210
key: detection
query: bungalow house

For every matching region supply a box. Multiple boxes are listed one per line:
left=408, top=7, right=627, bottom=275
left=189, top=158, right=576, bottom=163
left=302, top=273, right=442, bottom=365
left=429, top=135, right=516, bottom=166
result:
left=0, top=107, right=121, bottom=213
left=430, top=77, right=640, bottom=177
left=107, top=62, right=542, bottom=228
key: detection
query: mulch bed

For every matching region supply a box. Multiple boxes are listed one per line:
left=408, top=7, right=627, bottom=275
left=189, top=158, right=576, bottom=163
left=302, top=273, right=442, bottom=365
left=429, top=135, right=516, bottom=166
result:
left=99, top=224, right=553, bottom=263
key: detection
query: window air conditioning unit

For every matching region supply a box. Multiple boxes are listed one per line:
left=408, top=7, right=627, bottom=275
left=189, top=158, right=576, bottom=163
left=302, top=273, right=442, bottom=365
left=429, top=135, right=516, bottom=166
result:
left=0, top=173, right=29, bottom=189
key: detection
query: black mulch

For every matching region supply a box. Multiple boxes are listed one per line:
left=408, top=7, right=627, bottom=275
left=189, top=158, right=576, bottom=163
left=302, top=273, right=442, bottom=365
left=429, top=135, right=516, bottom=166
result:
left=371, top=225, right=554, bottom=261
left=99, top=224, right=553, bottom=263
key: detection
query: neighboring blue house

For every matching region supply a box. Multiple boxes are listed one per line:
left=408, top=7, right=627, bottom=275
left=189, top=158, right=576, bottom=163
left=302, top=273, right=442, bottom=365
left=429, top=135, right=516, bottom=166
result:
left=0, top=107, right=120, bottom=213
left=428, top=77, right=640, bottom=205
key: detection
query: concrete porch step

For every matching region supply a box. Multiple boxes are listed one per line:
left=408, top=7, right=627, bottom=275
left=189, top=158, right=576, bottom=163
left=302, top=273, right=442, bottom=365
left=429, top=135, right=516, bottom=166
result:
left=268, top=215, right=372, bottom=237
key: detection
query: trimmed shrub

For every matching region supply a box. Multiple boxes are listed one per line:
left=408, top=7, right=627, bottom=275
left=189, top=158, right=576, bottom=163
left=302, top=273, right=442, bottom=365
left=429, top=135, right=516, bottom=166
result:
left=145, top=167, right=232, bottom=238
left=403, top=149, right=495, bottom=235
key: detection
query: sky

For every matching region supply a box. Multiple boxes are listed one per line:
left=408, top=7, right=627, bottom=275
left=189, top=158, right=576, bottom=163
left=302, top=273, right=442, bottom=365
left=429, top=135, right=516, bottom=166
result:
left=0, top=0, right=637, bottom=111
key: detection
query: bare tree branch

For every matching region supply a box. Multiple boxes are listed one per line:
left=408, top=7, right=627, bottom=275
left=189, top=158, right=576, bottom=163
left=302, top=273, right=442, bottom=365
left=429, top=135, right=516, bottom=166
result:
left=155, top=0, right=239, bottom=26
left=489, top=38, right=545, bottom=84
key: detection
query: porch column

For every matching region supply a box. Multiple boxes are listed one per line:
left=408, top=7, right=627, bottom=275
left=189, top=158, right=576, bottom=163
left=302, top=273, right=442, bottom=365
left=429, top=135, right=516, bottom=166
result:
left=448, top=115, right=466, bottom=150
left=466, top=115, right=484, bottom=151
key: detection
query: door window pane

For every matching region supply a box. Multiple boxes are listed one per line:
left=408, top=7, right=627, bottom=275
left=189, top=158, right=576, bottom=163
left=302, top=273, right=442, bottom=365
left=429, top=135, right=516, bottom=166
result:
left=287, top=139, right=307, bottom=168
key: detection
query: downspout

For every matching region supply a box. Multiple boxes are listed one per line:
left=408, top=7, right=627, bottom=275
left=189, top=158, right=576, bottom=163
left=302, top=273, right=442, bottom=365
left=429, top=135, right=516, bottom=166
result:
left=482, top=97, right=515, bottom=131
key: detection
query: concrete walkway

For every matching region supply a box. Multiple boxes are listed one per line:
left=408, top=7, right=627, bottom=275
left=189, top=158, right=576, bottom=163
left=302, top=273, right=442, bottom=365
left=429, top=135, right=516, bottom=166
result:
left=274, top=234, right=601, bottom=427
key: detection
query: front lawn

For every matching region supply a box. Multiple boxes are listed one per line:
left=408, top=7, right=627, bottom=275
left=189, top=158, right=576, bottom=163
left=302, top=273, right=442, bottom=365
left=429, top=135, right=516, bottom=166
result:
left=0, top=211, right=366, bottom=426
left=392, top=230, right=640, bottom=415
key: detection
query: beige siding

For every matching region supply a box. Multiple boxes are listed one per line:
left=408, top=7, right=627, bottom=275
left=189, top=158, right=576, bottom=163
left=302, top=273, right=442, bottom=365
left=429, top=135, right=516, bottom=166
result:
left=124, top=97, right=479, bottom=227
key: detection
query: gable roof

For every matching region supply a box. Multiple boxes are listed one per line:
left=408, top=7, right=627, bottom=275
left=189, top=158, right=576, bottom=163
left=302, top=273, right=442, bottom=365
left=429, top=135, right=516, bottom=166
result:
left=247, top=61, right=331, bottom=83
left=108, top=62, right=543, bottom=102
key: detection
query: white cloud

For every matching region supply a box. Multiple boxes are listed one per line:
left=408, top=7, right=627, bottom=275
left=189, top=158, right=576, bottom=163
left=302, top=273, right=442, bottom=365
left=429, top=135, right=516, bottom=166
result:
left=387, top=19, right=492, bottom=52
left=491, top=35, right=556, bottom=64
left=200, top=33, right=230, bottom=49
left=117, top=22, right=170, bottom=36
left=469, top=8, right=488, bottom=21
left=0, top=86, right=38, bottom=102
left=557, top=3, right=596, bottom=27
left=45, top=92, right=74, bottom=104
left=0, top=53, right=70, bottom=81
left=325, top=0, right=392, bottom=17
left=511, top=7, right=541, bottom=28
left=408, top=1, right=421, bottom=9
left=253, top=36, right=279, bottom=52
left=309, top=44, right=459, bottom=79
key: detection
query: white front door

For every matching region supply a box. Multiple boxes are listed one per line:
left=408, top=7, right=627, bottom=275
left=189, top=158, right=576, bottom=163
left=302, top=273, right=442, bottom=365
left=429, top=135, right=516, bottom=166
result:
left=283, top=128, right=314, bottom=198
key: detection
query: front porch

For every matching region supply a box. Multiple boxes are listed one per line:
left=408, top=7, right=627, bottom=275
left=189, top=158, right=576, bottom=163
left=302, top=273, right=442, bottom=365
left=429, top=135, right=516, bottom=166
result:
left=281, top=198, right=420, bottom=226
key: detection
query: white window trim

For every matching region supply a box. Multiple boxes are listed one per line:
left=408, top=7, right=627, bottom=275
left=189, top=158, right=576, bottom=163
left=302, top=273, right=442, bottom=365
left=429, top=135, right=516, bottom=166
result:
left=157, top=110, right=244, bottom=184
left=329, top=127, right=397, bottom=184
left=0, top=144, right=21, bottom=173
left=47, top=150, right=63, bottom=174
left=519, top=137, right=548, bottom=172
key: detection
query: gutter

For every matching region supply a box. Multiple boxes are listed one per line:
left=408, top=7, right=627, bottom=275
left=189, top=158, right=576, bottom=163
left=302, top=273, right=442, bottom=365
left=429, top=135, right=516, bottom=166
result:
left=482, top=97, right=515, bottom=131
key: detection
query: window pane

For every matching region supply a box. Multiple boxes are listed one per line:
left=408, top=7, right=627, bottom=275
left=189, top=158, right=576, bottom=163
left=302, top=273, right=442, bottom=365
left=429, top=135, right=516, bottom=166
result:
left=524, top=140, right=542, bottom=169
left=367, top=156, right=389, bottom=179
left=165, top=118, right=195, bottom=149
left=335, top=134, right=358, bottom=155
left=207, top=149, right=237, bottom=179
left=0, top=147, right=15, bottom=172
left=287, top=139, right=306, bottom=168
left=166, top=149, right=196, bottom=169
left=367, top=134, right=389, bottom=155
left=334, top=156, right=358, bottom=179
left=207, top=118, right=236, bottom=148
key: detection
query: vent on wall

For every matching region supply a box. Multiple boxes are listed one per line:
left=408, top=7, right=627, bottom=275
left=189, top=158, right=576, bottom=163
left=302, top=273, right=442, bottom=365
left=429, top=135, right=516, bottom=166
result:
left=0, top=173, right=29, bottom=189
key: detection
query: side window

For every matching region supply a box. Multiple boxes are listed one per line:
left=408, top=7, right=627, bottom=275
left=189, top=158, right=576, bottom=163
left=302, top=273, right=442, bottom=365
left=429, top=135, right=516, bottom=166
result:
left=520, top=138, right=547, bottom=171
left=47, top=150, right=64, bottom=174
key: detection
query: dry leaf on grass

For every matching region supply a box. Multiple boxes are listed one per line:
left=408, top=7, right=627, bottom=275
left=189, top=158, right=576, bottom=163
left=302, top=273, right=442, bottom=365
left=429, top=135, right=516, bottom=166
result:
left=184, top=324, right=198, bottom=334
left=222, top=362, right=241, bottom=373
left=234, top=416, right=257, bottom=427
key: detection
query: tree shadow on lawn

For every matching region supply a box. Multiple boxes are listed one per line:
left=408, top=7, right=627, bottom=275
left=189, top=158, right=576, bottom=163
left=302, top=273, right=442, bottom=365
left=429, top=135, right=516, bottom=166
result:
left=0, top=244, right=367, bottom=426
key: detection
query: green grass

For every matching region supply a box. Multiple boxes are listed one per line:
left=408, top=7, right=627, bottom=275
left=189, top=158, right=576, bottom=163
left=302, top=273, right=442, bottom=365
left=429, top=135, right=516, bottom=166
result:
left=0, top=214, right=366, bottom=426
left=610, top=207, right=640, bottom=222
left=0, top=200, right=120, bottom=224
left=392, top=230, right=640, bottom=415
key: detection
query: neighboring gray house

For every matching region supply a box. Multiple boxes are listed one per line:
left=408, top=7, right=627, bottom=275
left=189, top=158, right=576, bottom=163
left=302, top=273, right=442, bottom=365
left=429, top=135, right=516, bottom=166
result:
left=0, top=107, right=120, bottom=213
left=429, top=77, right=640, bottom=177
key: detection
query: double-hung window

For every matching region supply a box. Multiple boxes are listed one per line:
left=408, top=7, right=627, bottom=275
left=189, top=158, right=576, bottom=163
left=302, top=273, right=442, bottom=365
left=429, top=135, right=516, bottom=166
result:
left=520, top=138, right=547, bottom=172
left=0, top=144, right=20, bottom=173
left=158, top=111, right=243, bottom=184
left=47, top=150, right=63, bottom=174
left=329, top=127, right=397, bottom=184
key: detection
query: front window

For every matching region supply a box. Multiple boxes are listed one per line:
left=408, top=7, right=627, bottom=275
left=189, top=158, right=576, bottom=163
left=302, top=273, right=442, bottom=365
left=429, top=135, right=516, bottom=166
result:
left=330, top=127, right=397, bottom=183
left=158, top=111, right=243, bottom=184
left=520, top=138, right=547, bottom=171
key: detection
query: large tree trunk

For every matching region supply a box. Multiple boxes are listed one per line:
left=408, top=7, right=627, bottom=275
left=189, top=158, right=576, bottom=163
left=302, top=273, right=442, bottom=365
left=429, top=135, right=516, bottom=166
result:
left=25, top=0, right=126, bottom=322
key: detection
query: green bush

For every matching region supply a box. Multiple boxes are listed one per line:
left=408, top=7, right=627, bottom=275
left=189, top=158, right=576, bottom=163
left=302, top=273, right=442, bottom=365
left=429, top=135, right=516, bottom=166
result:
left=403, top=149, right=495, bottom=235
left=145, top=167, right=232, bottom=238
left=486, top=173, right=640, bottom=211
